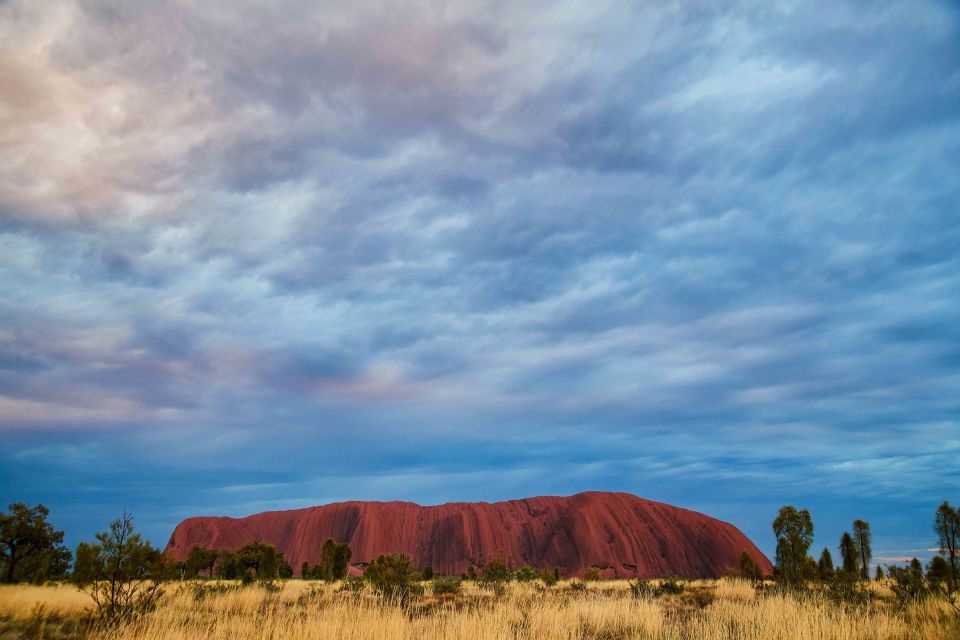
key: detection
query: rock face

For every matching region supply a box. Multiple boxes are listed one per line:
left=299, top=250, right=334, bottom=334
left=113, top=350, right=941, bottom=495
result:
left=165, top=491, right=771, bottom=578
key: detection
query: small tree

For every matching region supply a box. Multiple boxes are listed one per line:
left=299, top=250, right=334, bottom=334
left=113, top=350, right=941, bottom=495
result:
left=76, top=513, right=164, bottom=627
left=817, top=548, right=834, bottom=580
left=236, top=542, right=280, bottom=580
left=186, top=546, right=218, bottom=579
left=278, top=556, right=293, bottom=579
left=301, top=561, right=310, bottom=578
left=216, top=550, right=240, bottom=579
left=317, top=539, right=352, bottom=580
left=927, top=556, right=950, bottom=589
left=933, top=501, right=959, bottom=592
left=875, top=565, right=884, bottom=580
left=538, top=568, right=560, bottom=586
left=852, top=520, right=872, bottom=580
left=421, top=566, right=434, bottom=580
left=772, top=506, right=814, bottom=586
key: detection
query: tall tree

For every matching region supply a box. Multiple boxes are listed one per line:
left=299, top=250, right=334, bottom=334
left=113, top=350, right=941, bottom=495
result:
left=772, top=506, right=814, bottom=585
left=852, top=520, right=872, bottom=580
left=839, top=531, right=858, bottom=576
left=933, top=501, right=959, bottom=592
left=0, top=503, right=72, bottom=583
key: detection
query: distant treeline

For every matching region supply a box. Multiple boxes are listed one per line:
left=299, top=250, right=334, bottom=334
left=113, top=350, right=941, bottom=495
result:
left=1, top=499, right=958, bottom=595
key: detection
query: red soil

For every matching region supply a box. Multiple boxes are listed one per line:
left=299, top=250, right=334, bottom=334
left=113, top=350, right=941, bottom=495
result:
left=164, top=491, right=771, bottom=578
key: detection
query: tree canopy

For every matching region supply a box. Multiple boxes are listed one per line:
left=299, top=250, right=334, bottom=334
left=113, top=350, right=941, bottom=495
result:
left=0, top=503, right=71, bottom=583
left=772, top=505, right=814, bottom=585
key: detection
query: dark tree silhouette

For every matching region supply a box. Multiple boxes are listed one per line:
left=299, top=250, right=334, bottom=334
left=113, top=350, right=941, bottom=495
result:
left=839, top=531, right=858, bottom=576
left=852, top=520, right=872, bottom=580
left=817, top=547, right=834, bottom=580
left=933, top=501, right=959, bottom=592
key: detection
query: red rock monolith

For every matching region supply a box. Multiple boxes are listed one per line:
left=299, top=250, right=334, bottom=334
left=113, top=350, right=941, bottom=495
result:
left=165, top=491, right=772, bottom=578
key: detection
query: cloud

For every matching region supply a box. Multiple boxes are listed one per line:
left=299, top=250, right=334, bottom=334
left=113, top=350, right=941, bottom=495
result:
left=0, top=0, right=958, bottom=556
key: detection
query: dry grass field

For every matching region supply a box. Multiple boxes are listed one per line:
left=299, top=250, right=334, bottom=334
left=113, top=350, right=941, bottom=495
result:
left=0, top=578, right=957, bottom=640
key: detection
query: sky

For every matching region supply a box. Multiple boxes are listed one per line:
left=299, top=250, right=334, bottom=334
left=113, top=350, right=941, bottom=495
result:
left=0, top=0, right=958, bottom=567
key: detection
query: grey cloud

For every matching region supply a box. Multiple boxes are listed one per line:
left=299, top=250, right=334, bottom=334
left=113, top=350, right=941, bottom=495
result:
left=0, top=0, right=957, bottom=558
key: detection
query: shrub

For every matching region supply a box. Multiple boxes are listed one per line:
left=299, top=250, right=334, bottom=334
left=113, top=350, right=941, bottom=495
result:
left=887, top=560, right=933, bottom=605
left=820, top=573, right=872, bottom=608
left=569, top=579, right=587, bottom=593
left=629, top=577, right=685, bottom=598
left=539, top=568, right=560, bottom=587
left=656, top=576, right=686, bottom=595
left=584, top=566, right=601, bottom=581
left=480, top=559, right=511, bottom=596
left=337, top=576, right=366, bottom=593
left=514, top=566, right=538, bottom=582
left=364, top=553, right=423, bottom=606
left=432, top=577, right=461, bottom=595
left=482, top=559, right=511, bottom=582
left=188, top=582, right=239, bottom=602
left=421, top=566, right=434, bottom=580
left=629, top=580, right=654, bottom=599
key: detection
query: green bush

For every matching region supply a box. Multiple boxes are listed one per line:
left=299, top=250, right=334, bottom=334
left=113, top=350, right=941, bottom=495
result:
left=364, top=553, right=423, bottom=606
left=887, top=560, right=933, bottom=605
left=514, top=566, right=538, bottom=582
left=569, top=579, right=587, bottom=593
left=480, top=559, right=511, bottom=596
left=482, top=559, right=511, bottom=582
left=432, top=577, right=461, bottom=595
